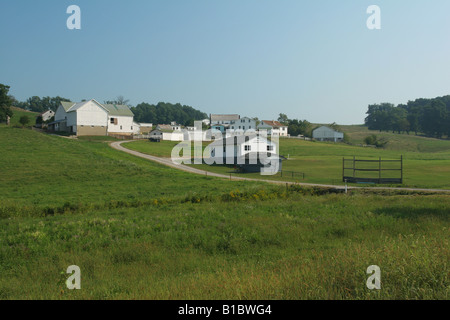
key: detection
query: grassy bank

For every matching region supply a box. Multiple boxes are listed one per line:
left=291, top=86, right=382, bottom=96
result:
left=0, top=126, right=448, bottom=300
left=124, top=136, right=450, bottom=189
left=1, top=193, right=448, bottom=299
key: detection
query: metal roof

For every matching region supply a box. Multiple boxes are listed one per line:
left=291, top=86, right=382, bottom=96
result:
left=261, top=120, right=286, bottom=127
left=103, top=104, right=134, bottom=117
left=60, top=100, right=134, bottom=117
left=61, top=102, right=75, bottom=111
left=210, top=114, right=240, bottom=122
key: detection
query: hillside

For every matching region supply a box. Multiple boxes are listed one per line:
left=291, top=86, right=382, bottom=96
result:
left=338, top=125, right=450, bottom=153
left=9, top=107, right=38, bottom=126
left=125, top=135, right=450, bottom=189
left=0, top=127, right=448, bottom=300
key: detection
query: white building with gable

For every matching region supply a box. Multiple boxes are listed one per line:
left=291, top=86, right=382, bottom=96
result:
left=51, top=99, right=139, bottom=136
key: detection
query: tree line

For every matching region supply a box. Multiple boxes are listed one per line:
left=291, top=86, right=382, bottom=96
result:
left=277, top=113, right=313, bottom=137
left=365, top=96, right=450, bottom=138
left=12, top=96, right=72, bottom=113
left=131, top=102, right=208, bottom=126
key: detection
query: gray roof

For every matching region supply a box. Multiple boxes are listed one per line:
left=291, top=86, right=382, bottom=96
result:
left=103, top=104, right=134, bottom=117
left=210, top=114, right=240, bottom=122
left=60, top=100, right=134, bottom=117
left=61, top=102, right=75, bottom=111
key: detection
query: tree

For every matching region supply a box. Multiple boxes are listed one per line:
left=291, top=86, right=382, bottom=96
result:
left=364, top=134, right=388, bottom=148
left=0, top=84, right=13, bottom=123
left=277, top=113, right=289, bottom=125
left=105, top=96, right=130, bottom=106
left=19, top=115, right=30, bottom=127
left=131, top=102, right=207, bottom=125
left=365, top=96, right=450, bottom=139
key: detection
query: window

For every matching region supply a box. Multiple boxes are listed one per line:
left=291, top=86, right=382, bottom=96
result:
left=110, top=118, right=115, bottom=124
left=131, top=126, right=133, bottom=130
left=120, top=126, right=123, bottom=130
left=267, top=145, right=274, bottom=151
left=245, top=145, right=251, bottom=151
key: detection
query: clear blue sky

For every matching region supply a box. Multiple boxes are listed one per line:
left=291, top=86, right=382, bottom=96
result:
left=1, top=0, right=450, bottom=124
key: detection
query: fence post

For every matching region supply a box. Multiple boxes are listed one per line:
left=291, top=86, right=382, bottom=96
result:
left=353, top=156, right=356, bottom=179
left=379, top=157, right=382, bottom=184
left=401, top=155, right=403, bottom=184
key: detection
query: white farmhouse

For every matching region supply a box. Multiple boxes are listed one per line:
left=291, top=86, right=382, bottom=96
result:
left=229, top=117, right=257, bottom=132
left=210, top=114, right=241, bottom=126
left=312, top=126, right=344, bottom=142
left=51, top=99, right=138, bottom=136
left=210, top=135, right=277, bottom=161
left=258, top=121, right=289, bottom=137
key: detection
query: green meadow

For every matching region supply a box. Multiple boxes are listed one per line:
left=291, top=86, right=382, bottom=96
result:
left=9, top=107, right=38, bottom=127
left=0, top=125, right=449, bottom=300
left=124, top=132, right=450, bottom=189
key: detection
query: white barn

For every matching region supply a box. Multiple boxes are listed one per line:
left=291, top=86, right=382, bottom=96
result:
left=312, top=126, right=344, bottom=142
left=51, top=99, right=138, bottom=136
left=209, top=135, right=282, bottom=173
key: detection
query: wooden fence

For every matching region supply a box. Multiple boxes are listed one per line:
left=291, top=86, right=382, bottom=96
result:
left=343, top=156, right=403, bottom=184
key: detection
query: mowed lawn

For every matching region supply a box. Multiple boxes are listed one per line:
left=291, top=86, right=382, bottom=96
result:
left=124, top=135, right=450, bottom=189
left=0, top=126, right=449, bottom=300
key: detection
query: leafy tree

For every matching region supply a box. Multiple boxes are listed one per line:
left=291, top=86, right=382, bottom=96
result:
left=365, top=96, right=450, bottom=138
left=364, top=134, right=388, bottom=148
left=36, top=115, right=43, bottom=125
left=131, top=102, right=207, bottom=126
left=277, top=113, right=289, bottom=125
left=19, top=115, right=30, bottom=127
left=0, top=84, right=13, bottom=123
left=105, top=96, right=130, bottom=106
left=15, top=95, right=71, bottom=112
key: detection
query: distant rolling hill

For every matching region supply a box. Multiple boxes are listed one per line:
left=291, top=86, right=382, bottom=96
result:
left=337, top=124, right=450, bottom=153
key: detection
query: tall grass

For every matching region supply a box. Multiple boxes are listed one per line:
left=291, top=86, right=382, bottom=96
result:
left=0, top=126, right=448, bottom=300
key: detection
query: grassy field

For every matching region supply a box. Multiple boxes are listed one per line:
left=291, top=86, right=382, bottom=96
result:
left=124, top=133, right=450, bottom=189
left=0, top=126, right=448, bottom=300
left=9, top=107, right=38, bottom=127
left=339, top=124, right=450, bottom=153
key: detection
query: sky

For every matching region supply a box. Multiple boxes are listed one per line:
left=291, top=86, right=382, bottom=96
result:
left=1, top=0, right=450, bottom=124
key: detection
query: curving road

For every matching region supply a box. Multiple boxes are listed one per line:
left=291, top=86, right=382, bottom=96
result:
left=110, top=141, right=450, bottom=194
